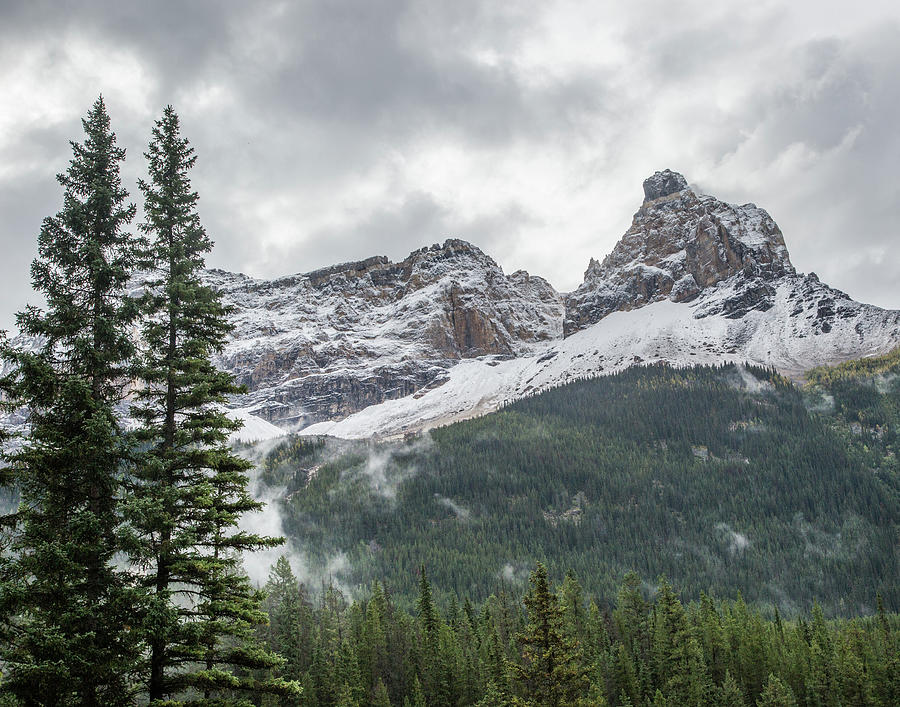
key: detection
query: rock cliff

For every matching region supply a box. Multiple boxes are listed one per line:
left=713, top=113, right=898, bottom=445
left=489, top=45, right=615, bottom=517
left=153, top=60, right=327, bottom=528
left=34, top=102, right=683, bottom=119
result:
left=207, top=169, right=898, bottom=436
left=211, top=239, right=563, bottom=427
left=564, top=169, right=794, bottom=334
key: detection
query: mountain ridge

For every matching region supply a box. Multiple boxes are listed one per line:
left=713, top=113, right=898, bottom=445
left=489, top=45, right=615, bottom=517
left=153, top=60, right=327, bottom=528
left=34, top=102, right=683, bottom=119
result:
left=205, top=169, right=899, bottom=437
left=5, top=170, right=898, bottom=439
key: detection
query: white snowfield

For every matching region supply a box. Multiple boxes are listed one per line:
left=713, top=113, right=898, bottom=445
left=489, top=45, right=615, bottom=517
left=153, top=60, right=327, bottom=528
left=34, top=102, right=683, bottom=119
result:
left=299, top=275, right=900, bottom=440
left=227, top=408, right=285, bottom=443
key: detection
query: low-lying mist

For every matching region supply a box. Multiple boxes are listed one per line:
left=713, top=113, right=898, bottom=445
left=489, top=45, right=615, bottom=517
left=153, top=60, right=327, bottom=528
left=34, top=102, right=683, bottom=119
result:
left=236, top=431, right=436, bottom=595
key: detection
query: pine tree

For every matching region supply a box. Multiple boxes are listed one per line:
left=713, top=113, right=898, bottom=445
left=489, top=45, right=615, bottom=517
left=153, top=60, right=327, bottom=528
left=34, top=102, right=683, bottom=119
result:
left=483, top=616, right=512, bottom=697
left=337, top=682, right=361, bottom=707
left=415, top=565, right=450, bottom=705
left=804, top=602, right=838, bottom=707
left=416, top=565, right=439, bottom=637
left=717, top=671, right=747, bottom=707
left=265, top=555, right=314, bottom=678
left=335, top=638, right=365, bottom=705
left=127, top=105, right=296, bottom=703
left=610, top=644, right=639, bottom=706
left=512, top=563, right=587, bottom=707
left=873, top=593, right=899, bottom=705
left=613, top=572, right=648, bottom=673
left=756, top=674, right=797, bottom=707
left=371, top=678, right=393, bottom=707
left=0, top=96, right=142, bottom=706
left=652, top=578, right=710, bottom=705
left=360, top=581, right=391, bottom=694
left=474, top=681, right=525, bottom=707
left=558, top=570, right=587, bottom=646
left=697, top=592, right=728, bottom=685
left=408, top=675, right=427, bottom=707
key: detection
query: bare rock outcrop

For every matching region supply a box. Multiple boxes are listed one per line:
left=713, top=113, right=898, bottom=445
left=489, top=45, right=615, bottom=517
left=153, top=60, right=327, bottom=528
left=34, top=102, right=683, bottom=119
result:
left=564, top=170, right=794, bottom=335
left=211, top=239, right=563, bottom=426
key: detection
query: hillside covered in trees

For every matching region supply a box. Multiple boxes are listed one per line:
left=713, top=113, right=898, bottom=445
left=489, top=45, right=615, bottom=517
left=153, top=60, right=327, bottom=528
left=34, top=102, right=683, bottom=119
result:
left=259, top=358, right=900, bottom=617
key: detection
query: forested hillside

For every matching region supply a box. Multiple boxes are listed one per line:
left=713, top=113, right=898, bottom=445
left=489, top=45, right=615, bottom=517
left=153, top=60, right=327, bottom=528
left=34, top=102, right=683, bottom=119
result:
left=260, top=360, right=899, bottom=617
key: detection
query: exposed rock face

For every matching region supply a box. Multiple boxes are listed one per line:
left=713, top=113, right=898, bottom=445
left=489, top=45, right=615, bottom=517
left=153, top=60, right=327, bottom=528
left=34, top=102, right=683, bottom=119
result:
left=197, top=169, right=899, bottom=435
left=564, top=171, right=794, bottom=335
left=642, top=169, right=688, bottom=201
left=210, top=239, right=563, bottom=426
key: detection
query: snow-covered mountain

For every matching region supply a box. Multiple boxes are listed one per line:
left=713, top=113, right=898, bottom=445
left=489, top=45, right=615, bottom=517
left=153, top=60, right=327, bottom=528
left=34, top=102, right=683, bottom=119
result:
left=212, top=169, right=899, bottom=438
left=6, top=170, right=897, bottom=440
left=212, top=239, right=563, bottom=429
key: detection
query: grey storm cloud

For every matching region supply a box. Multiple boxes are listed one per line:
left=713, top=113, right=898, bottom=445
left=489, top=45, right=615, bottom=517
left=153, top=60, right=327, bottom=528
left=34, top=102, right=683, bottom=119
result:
left=1, top=1, right=899, bottom=332
left=265, top=191, right=539, bottom=275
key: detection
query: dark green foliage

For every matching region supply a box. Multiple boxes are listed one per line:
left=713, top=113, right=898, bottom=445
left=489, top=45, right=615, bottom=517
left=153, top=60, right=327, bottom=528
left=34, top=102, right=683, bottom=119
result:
left=256, top=567, right=899, bottom=706
left=0, top=96, right=142, bottom=705
left=127, top=105, right=295, bottom=704
left=805, top=346, right=900, bottom=386
left=512, top=562, right=586, bottom=706
left=717, top=672, right=747, bottom=707
left=264, top=555, right=315, bottom=683
left=757, top=674, right=797, bottom=707
left=263, top=362, right=899, bottom=615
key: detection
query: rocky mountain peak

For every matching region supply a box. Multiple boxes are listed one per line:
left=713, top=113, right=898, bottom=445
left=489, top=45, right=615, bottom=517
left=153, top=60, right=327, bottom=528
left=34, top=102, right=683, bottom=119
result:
left=642, top=169, right=690, bottom=202
left=211, top=236, right=563, bottom=427
left=402, top=238, right=497, bottom=280
left=7, top=173, right=899, bottom=441
left=564, top=170, right=796, bottom=335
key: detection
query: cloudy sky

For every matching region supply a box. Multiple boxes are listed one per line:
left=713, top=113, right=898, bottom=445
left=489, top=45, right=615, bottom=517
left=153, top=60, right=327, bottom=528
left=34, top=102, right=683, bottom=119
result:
left=1, top=0, right=899, bottom=332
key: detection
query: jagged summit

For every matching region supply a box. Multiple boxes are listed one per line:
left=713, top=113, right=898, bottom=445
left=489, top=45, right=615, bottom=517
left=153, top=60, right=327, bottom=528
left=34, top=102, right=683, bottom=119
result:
left=208, top=237, right=562, bottom=427
left=642, top=169, right=690, bottom=202
left=272, top=239, right=492, bottom=288
left=564, top=170, right=795, bottom=334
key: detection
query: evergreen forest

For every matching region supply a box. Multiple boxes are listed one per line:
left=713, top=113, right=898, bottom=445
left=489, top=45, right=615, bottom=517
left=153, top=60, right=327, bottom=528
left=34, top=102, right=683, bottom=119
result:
left=254, top=556, right=899, bottom=706
left=259, top=360, right=900, bottom=617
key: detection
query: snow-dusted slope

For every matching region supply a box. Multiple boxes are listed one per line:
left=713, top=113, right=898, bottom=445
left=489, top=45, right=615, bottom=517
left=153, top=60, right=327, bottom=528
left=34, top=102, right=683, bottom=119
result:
left=301, top=277, right=900, bottom=439
left=8, top=170, right=896, bottom=441
left=227, top=408, right=286, bottom=443
left=211, top=239, right=562, bottom=428
left=207, top=169, right=898, bottom=438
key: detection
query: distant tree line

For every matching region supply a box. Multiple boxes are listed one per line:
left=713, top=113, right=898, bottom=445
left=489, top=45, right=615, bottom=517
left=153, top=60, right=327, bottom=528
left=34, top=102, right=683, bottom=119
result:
left=257, top=558, right=899, bottom=706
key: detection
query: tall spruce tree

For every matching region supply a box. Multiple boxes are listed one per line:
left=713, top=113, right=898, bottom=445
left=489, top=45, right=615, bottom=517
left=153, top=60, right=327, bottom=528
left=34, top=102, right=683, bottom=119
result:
left=265, top=555, right=314, bottom=680
left=0, top=96, right=142, bottom=706
left=416, top=564, right=449, bottom=704
left=128, top=105, right=296, bottom=703
left=512, top=563, right=587, bottom=707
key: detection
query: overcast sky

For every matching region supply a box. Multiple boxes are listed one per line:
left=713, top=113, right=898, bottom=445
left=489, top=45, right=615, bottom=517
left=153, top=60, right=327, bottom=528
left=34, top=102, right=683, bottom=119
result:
left=1, top=0, right=899, bottom=332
